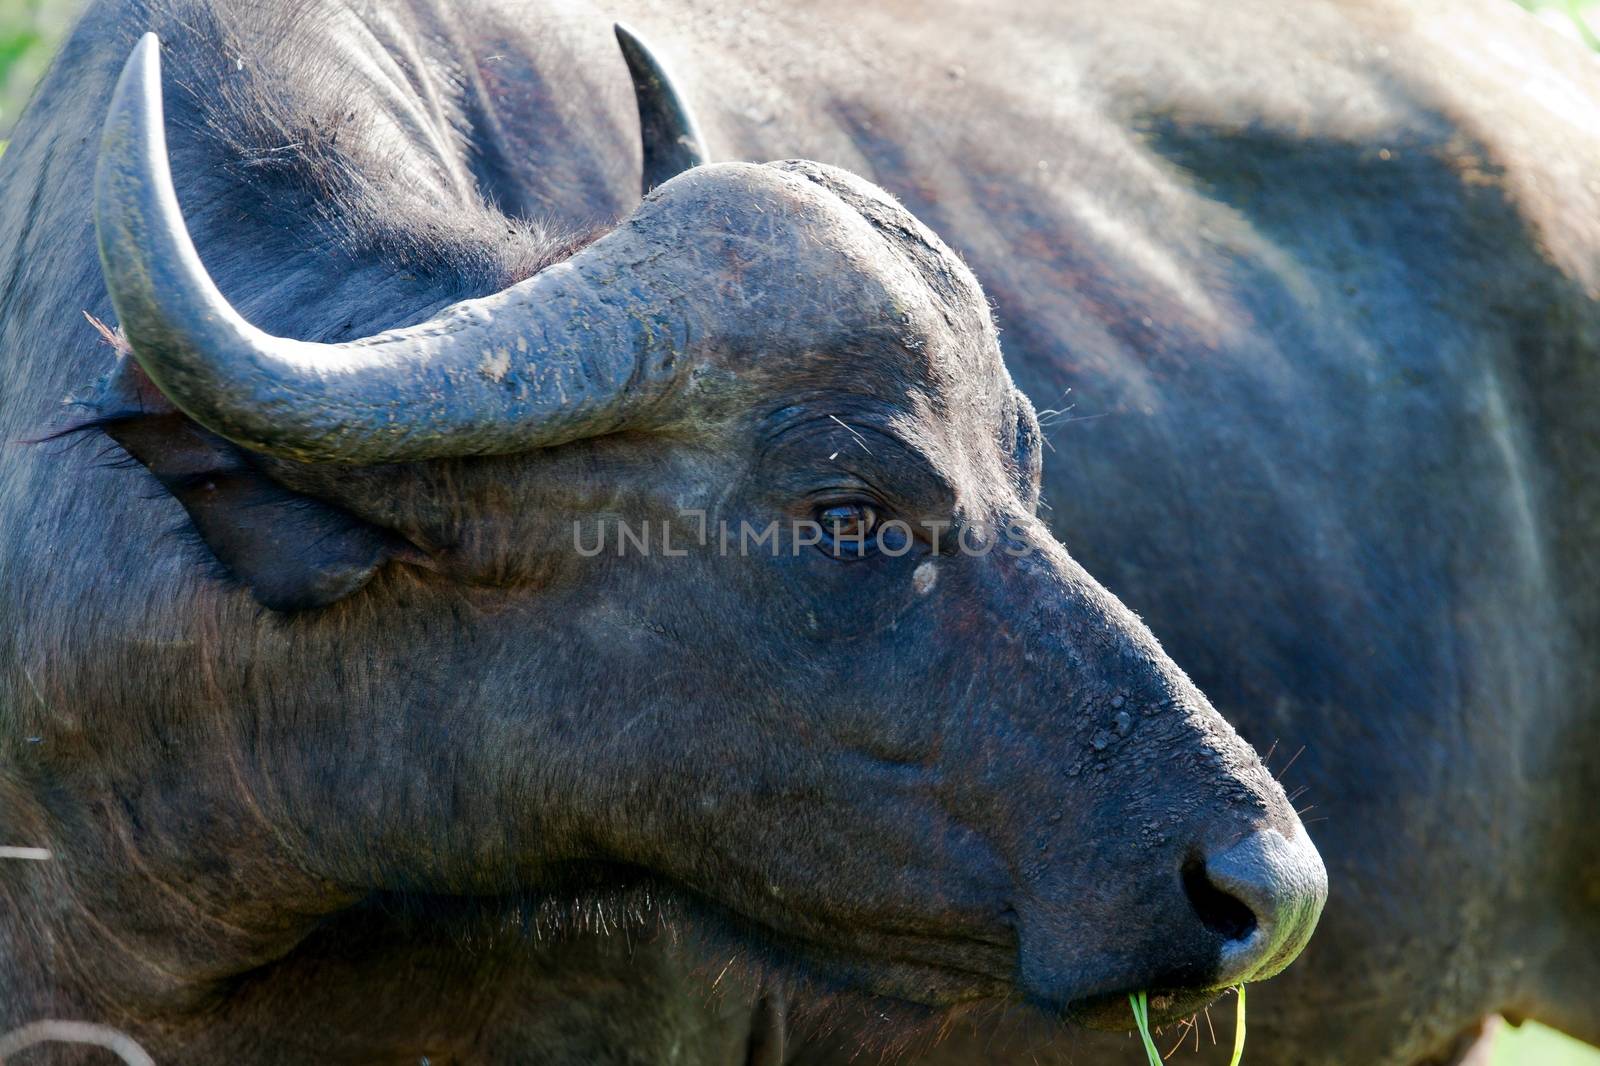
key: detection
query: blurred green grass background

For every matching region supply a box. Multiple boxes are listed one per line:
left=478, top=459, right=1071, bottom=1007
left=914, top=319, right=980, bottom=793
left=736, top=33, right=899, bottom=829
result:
left=1497, top=1022, right=1600, bottom=1065
left=0, top=0, right=1596, bottom=1063
left=0, top=0, right=70, bottom=138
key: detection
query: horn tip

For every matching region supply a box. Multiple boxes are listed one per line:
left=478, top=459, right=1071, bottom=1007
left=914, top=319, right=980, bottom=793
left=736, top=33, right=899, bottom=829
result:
left=127, top=31, right=161, bottom=77
left=612, top=22, right=660, bottom=88
left=612, top=21, right=708, bottom=194
left=113, top=32, right=163, bottom=115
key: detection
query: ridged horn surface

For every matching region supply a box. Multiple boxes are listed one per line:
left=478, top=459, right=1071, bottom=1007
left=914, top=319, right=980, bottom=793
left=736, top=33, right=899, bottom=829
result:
left=95, top=33, right=690, bottom=464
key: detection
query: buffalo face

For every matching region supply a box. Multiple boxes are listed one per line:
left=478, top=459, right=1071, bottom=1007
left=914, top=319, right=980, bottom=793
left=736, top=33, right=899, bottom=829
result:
left=93, top=34, right=1324, bottom=1031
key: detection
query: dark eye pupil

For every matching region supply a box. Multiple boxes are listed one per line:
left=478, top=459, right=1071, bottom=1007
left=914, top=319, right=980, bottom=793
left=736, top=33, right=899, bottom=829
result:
left=819, top=503, right=876, bottom=540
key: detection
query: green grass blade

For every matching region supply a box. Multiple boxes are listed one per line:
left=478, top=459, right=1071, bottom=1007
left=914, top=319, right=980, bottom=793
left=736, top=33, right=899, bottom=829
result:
left=1229, top=984, right=1247, bottom=1066
left=1129, top=992, right=1162, bottom=1065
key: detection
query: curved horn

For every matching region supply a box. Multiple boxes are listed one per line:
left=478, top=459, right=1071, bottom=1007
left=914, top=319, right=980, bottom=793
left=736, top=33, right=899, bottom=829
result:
left=95, top=34, right=689, bottom=464
left=614, top=23, right=708, bottom=194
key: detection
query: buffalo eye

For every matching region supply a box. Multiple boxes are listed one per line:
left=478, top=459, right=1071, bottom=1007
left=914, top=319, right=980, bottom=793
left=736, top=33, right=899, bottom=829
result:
left=816, top=501, right=878, bottom=554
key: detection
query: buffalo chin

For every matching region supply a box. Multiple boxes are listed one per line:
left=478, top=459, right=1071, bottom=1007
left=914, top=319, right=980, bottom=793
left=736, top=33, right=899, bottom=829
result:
left=466, top=861, right=1024, bottom=1045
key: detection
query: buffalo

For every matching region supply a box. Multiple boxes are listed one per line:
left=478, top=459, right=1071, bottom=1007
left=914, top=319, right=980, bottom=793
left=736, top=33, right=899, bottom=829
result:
left=0, top=0, right=1592, bottom=1065
left=0, top=0, right=1329, bottom=1062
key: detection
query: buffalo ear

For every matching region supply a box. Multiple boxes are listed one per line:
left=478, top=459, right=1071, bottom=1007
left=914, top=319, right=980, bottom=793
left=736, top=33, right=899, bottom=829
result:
left=93, top=355, right=418, bottom=612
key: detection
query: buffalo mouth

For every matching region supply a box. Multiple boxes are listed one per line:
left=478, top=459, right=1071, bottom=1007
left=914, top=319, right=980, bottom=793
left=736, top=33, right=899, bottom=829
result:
left=1065, top=985, right=1231, bottom=1031
left=346, top=863, right=1235, bottom=1038
left=629, top=878, right=1239, bottom=1043
left=487, top=862, right=1236, bottom=1036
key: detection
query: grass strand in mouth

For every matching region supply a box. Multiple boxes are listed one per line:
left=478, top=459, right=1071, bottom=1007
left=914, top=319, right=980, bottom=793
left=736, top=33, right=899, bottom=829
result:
left=1128, top=985, right=1248, bottom=1064
left=1230, top=984, right=1247, bottom=1066
left=1128, top=991, right=1161, bottom=1065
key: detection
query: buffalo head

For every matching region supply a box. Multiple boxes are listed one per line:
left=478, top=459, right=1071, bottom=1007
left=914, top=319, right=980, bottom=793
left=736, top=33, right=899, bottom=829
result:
left=89, top=31, right=1324, bottom=1031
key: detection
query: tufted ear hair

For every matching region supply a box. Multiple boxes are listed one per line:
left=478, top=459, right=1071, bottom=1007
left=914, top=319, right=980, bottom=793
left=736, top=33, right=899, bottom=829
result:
left=90, top=339, right=423, bottom=611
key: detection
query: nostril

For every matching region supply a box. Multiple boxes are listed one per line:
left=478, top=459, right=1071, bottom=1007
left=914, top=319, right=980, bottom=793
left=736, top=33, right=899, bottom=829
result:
left=1189, top=828, right=1328, bottom=985
left=1181, top=857, right=1258, bottom=943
